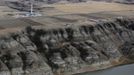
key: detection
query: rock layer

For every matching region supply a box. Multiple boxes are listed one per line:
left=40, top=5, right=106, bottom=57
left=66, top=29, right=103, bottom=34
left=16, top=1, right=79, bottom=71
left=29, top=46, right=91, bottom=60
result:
left=0, top=18, right=134, bottom=75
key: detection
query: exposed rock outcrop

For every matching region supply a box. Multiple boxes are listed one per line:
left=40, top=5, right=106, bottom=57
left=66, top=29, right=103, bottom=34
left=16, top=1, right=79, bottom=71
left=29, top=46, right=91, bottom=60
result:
left=0, top=18, right=134, bottom=75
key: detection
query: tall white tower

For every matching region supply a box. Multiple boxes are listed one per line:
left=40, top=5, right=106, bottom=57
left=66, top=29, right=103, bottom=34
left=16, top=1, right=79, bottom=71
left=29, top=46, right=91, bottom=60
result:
left=30, top=0, right=34, bottom=15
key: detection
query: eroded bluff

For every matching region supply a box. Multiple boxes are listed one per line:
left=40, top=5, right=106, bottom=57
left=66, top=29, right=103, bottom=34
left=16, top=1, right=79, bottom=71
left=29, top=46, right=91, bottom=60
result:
left=0, top=18, right=134, bottom=75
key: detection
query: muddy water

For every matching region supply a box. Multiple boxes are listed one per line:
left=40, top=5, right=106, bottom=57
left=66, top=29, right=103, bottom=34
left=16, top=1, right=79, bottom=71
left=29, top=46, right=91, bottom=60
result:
left=77, top=64, right=134, bottom=75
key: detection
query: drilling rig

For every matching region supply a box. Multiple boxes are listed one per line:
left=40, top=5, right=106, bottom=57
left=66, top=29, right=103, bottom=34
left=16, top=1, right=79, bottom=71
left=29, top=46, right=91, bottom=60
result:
left=7, top=0, right=42, bottom=18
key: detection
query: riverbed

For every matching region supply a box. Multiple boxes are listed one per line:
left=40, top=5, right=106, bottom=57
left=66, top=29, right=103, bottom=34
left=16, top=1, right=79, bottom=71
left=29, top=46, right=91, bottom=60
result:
left=77, top=64, right=134, bottom=75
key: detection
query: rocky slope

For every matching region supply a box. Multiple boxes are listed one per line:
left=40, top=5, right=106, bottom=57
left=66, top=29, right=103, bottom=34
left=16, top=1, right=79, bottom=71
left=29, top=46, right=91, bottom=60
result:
left=114, top=0, right=134, bottom=4
left=0, top=17, right=134, bottom=75
left=38, top=0, right=134, bottom=4
left=5, top=0, right=134, bottom=4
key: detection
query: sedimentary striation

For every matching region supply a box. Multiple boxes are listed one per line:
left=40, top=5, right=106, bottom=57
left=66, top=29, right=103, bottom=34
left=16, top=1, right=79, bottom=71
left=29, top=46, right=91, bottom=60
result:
left=0, top=18, right=134, bottom=75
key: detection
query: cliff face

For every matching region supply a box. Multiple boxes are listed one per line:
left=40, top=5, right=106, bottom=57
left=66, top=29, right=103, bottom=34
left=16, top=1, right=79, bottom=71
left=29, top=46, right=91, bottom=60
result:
left=0, top=18, right=134, bottom=75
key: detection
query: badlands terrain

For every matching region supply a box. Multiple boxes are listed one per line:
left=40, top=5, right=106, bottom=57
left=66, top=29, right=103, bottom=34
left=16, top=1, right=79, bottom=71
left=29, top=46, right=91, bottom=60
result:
left=0, top=1, right=133, bottom=75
